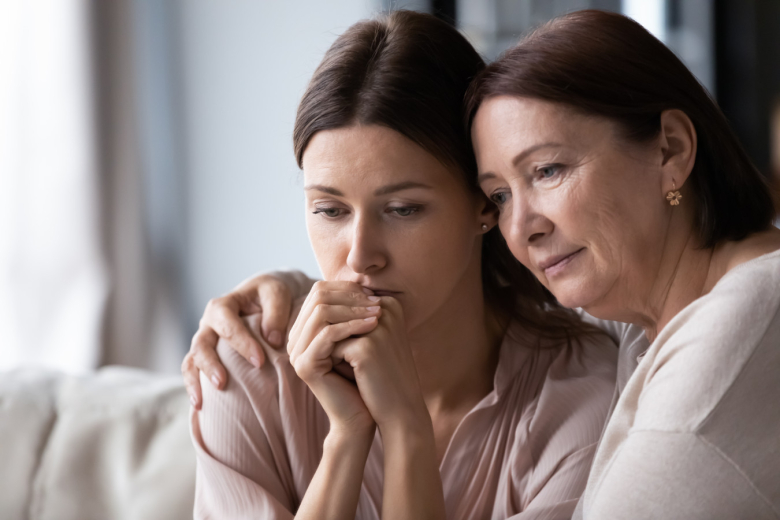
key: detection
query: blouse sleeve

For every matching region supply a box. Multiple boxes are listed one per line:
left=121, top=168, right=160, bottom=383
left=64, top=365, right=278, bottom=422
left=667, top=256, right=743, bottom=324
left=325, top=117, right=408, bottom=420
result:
left=508, top=442, right=600, bottom=520
left=191, top=338, right=298, bottom=520
left=501, top=333, right=618, bottom=520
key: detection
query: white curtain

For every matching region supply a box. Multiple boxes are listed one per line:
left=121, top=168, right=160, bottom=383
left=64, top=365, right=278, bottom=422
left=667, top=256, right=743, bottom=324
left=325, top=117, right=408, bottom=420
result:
left=0, top=0, right=108, bottom=373
left=0, top=0, right=186, bottom=375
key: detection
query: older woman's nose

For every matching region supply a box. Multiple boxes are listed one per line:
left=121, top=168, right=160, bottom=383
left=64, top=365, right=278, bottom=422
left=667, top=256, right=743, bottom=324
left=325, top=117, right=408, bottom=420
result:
left=346, top=216, right=387, bottom=274
left=508, top=195, right=553, bottom=248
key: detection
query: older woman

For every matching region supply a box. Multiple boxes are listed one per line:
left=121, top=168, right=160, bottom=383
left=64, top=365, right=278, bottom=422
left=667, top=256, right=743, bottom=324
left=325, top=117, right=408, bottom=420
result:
left=467, top=10, right=780, bottom=519
left=189, top=10, right=617, bottom=520
left=185, top=10, right=780, bottom=520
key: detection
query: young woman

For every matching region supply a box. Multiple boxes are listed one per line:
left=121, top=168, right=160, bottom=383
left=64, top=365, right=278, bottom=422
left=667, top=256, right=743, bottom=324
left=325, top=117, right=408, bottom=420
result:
left=190, top=11, right=617, bottom=520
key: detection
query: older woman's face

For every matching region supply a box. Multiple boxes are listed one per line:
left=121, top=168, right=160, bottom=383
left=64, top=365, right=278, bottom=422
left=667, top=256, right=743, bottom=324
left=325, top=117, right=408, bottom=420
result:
left=302, top=125, right=489, bottom=331
left=472, top=96, right=669, bottom=311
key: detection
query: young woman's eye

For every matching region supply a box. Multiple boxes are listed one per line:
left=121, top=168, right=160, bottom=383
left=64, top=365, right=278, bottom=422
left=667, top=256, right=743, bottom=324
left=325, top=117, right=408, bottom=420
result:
left=312, top=207, right=343, bottom=218
left=490, top=191, right=510, bottom=206
left=389, top=205, right=420, bottom=217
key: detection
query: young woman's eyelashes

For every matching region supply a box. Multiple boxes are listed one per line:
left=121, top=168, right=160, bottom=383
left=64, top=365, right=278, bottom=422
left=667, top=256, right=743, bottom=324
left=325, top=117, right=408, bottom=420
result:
left=311, top=203, right=424, bottom=219
left=312, top=206, right=344, bottom=218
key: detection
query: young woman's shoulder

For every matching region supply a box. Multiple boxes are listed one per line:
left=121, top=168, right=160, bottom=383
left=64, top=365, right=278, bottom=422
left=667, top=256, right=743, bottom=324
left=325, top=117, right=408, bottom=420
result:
left=192, top=296, right=327, bottom=519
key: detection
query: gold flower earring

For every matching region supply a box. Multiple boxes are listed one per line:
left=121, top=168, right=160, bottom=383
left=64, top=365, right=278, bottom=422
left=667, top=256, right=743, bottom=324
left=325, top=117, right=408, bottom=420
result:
left=666, top=180, right=682, bottom=206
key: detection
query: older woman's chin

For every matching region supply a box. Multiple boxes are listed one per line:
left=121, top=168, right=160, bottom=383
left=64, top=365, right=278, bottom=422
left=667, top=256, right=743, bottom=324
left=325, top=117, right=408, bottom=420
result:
left=545, top=279, right=601, bottom=310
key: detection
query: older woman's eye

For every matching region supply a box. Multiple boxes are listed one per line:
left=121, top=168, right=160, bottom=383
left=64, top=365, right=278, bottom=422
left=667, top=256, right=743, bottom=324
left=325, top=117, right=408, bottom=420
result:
left=538, top=165, right=561, bottom=179
left=312, top=208, right=343, bottom=218
left=490, top=191, right=510, bottom=206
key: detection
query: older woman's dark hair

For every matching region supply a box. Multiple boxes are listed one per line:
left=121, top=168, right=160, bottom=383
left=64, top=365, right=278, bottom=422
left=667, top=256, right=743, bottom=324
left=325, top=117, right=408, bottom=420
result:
left=294, top=10, right=592, bottom=341
left=466, top=9, right=775, bottom=248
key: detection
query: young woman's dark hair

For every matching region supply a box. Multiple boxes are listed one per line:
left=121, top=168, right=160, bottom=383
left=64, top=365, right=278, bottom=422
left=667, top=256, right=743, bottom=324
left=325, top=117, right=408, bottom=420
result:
left=466, top=9, right=775, bottom=249
left=293, top=10, right=589, bottom=341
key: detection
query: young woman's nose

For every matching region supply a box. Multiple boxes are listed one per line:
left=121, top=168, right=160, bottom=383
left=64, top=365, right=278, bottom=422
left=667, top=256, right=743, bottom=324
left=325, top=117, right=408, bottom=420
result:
left=346, top=215, right=387, bottom=274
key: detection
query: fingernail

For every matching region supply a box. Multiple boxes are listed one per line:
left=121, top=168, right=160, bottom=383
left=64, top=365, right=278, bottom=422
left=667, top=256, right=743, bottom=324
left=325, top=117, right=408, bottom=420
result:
left=362, top=287, right=374, bottom=295
left=366, top=306, right=380, bottom=312
left=268, top=330, right=282, bottom=346
left=211, top=374, right=220, bottom=387
left=364, top=316, right=377, bottom=322
left=250, top=356, right=261, bottom=369
left=367, top=296, right=380, bottom=302
left=189, top=394, right=197, bottom=407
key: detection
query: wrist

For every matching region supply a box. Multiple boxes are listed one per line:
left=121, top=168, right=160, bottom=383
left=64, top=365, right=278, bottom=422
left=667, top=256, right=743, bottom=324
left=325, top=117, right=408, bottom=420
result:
left=325, top=422, right=376, bottom=450
left=379, top=413, right=435, bottom=454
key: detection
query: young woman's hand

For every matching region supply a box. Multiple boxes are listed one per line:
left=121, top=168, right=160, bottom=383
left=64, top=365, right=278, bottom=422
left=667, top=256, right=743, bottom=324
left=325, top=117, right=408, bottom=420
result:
left=182, top=271, right=315, bottom=409
left=330, top=295, right=443, bottom=520
left=332, top=296, right=429, bottom=436
left=287, top=281, right=384, bottom=435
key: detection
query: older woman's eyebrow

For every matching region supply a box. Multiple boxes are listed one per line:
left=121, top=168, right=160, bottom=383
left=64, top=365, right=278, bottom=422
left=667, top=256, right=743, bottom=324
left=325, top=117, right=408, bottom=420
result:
left=477, top=142, right=564, bottom=184
left=511, top=142, right=563, bottom=166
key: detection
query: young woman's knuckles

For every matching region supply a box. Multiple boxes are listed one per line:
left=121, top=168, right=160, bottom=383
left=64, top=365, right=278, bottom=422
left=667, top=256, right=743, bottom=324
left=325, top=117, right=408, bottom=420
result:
left=342, top=329, right=425, bottom=429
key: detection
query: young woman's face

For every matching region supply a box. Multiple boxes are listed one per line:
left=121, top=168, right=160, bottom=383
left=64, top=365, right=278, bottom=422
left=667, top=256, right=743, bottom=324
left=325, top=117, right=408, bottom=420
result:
left=302, top=125, right=491, bottom=331
left=472, top=96, right=668, bottom=313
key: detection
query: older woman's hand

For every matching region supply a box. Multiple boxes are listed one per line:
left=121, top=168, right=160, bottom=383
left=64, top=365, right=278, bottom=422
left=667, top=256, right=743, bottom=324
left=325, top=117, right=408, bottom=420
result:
left=182, top=272, right=305, bottom=409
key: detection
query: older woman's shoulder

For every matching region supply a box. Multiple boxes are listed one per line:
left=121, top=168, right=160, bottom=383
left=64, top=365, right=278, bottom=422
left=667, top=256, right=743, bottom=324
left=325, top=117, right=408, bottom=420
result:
left=681, top=246, right=780, bottom=335
left=630, top=248, right=780, bottom=434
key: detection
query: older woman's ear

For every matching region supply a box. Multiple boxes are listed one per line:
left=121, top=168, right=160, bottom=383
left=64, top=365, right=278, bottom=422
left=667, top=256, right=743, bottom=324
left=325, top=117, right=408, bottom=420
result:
left=658, top=109, right=698, bottom=196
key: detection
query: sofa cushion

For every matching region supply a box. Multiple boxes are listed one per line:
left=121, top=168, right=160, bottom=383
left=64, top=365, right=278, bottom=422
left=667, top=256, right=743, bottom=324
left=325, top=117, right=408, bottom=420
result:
left=0, top=367, right=195, bottom=520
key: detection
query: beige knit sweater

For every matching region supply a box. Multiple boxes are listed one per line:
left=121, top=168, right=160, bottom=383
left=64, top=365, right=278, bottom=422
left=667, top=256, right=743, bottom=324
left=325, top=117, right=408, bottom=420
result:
left=577, top=249, right=780, bottom=519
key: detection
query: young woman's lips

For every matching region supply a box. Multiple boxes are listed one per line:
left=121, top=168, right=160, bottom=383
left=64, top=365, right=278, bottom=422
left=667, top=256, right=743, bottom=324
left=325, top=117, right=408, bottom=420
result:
left=363, top=287, right=401, bottom=297
left=540, top=248, right=585, bottom=278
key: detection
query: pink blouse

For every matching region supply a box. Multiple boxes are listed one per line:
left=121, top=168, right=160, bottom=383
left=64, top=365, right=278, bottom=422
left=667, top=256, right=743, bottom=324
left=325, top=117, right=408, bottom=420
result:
left=191, top=315, right=617, bottom=519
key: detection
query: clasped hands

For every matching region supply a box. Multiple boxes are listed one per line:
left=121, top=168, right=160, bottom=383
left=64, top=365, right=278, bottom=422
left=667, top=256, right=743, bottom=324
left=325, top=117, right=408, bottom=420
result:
left=287, top=281, right=429, bottom=439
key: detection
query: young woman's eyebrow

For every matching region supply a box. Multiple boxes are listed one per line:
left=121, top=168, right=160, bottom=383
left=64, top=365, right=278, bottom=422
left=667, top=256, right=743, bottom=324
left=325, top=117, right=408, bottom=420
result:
left=373, top=181, right=432, bottom=196
left=304, top=184, right=343, bottom=196
left=304, top=181, right=433, bottom=197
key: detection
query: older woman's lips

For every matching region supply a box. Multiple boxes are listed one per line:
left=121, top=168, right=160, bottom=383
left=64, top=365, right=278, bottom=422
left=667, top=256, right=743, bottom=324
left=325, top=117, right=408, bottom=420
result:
left=539, top=248, right=585, bottom=278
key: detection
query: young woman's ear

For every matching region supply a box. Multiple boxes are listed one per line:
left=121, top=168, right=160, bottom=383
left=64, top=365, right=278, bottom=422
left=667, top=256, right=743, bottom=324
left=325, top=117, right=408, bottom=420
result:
left=477, top=195, right=499, bottom=233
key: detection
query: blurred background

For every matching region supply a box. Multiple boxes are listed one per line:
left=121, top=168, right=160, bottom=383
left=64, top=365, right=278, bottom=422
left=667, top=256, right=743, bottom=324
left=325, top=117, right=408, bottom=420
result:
left=1, top=0, right=778, bottom=375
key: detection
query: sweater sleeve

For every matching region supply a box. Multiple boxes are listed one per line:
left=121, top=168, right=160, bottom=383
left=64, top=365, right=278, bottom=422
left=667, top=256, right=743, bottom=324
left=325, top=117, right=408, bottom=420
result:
left=587, top=430, right=778, bottom=520
left=191, top=339, right=298, bottom=520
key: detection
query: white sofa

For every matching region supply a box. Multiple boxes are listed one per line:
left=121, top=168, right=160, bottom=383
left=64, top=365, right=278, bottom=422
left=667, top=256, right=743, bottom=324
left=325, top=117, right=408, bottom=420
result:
left=0, top=367, right=195, bottom=520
